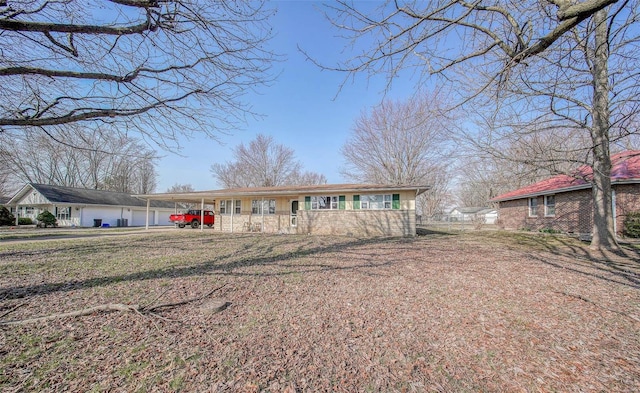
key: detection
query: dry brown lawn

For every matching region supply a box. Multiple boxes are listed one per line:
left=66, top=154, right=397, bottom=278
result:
left=0, top=229, right=639, bottom=392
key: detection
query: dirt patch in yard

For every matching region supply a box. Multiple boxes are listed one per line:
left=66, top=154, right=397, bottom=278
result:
left=1, top=230, right=639, bottom=392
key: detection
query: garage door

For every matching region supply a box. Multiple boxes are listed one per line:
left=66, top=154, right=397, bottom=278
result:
left=132, top=210, right=154, bottom=226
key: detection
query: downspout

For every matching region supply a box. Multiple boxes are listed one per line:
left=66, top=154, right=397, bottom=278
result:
left=612, top=188, right=617, bottom=237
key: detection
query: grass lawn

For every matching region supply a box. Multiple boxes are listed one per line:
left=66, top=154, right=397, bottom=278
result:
left=1, top=230, right=639, bottom=392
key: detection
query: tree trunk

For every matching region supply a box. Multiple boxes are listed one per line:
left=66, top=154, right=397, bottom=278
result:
left=589, top=8, right=619, bottom=251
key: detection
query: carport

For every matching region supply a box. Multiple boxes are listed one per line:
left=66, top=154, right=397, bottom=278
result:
left=135, top=191, right=217, bottom=232
left=135, top=189, right=289, bottom=233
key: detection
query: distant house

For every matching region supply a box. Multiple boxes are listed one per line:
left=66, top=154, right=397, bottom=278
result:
left=6, top=183, right=176, bottom=227
left=491, top=151, right=640, bottom=235
left=136, top=183, right=429, bottom=236
left=448, top=207, right=497, bottom=224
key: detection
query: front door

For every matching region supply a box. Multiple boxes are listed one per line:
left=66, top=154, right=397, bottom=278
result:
left=290, top=200, right=298, bottom=227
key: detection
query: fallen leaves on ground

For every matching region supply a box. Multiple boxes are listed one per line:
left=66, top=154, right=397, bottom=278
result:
left=0, top=230, right=639, bottom=392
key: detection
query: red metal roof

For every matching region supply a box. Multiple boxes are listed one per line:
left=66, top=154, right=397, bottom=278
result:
left=491, top=150, right=640, bottom=202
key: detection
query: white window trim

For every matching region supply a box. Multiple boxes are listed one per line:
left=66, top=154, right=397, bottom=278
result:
left=528, top=197, right=538, bottom=217
left=310, top=195, right=339, bottom=210
left=544, top=195, right=556, bottom=217
left=251, top=199, right=275, bottom=215
left=361, top=194, right=392, bottom=210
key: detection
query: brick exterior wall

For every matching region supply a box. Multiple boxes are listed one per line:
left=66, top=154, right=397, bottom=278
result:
left=497, top=184, right=640, bottom=235
left=215, top=211, right=293, bottom=233
left=297, top=209, right=416, bottom=237
left=614, top=184, right=640, bottom=235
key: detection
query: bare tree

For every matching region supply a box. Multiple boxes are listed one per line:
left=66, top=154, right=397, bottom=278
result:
left=341, top=94, right=455, bottom=218
left=166, top=183, right=195, bottom=194
left=456, top=125, right=594, bottom=207
left=0, top=166, right=11, bottom=198
left=211, top=134, right=326, bottom=188
left=0, top=127, right=158, bottom=193
left=0, top=1, right=276, bottom=149
left=317, top=0, right=637, bottom=251
left=287, top=171, right=328, bottom=187
left=166, top=183, right=195, bottom=209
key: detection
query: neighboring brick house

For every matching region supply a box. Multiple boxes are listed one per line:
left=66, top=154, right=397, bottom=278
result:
left=491, top=151, right=640, bottom=236
left=136, top=184, right=429, bottom=237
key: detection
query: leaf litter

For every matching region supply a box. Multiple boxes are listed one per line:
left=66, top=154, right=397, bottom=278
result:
left=0, top=230, right=639, bottom=392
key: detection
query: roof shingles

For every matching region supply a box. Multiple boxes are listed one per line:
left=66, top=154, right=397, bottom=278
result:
left=22, top=184, right=175, bottom=208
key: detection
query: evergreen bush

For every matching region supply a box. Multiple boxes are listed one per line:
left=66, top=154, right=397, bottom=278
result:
left=36, top=210, right=57, bottom=228
left=624, top=212, right=640, bottom=238
left=18, top=217, right=33, bottom=225
left=0, top=206, right=15, bottom=226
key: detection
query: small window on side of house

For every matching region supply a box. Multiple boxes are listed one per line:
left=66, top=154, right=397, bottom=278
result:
left=528, top=198, right=538, bottom=217
left=544, top=195, right=555, bottom=217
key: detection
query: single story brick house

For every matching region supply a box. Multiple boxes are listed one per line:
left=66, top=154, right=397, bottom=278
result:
left=6, top=183, right=176, bottom=227
left=136, top=183, right=429, bottom=236
left=490, top=151, right=640, bottom=236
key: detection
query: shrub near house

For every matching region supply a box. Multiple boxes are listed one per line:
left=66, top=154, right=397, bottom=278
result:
left=36, top=210, right=57, bottom=228
left=0, top=206, right=15, bottom=226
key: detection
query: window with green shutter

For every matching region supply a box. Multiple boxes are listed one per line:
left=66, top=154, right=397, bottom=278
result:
left=392, top=194, right=400, bottom=209
left=304, top=196, right=311, bottom=210
left=353, top=195, right=360, bottom=209
left=339, top=195, right=345, bottom=210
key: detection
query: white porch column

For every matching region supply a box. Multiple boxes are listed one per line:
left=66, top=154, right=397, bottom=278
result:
left=231, top=199, right=234, bottom=233
left=145, top=198, right=150, bottom=230
left=200, top=198, right=204, bottom=232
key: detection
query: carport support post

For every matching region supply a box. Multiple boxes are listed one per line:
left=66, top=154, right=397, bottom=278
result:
left=145, top=198, right=150, bottom=230
left=200, top=198, right=204, bottom=232
left=231, top=199, right=234, bottom=233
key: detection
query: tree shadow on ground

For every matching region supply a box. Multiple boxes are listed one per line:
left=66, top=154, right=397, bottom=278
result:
left=0, top=234, right=409, bottom=301
left=497, top=232, right=640, bottom=290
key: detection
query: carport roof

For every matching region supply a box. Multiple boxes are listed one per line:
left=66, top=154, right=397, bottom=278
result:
left=135, top=183, right=430, bottom=204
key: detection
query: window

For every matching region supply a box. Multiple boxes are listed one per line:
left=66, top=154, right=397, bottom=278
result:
left=25, top=206, right=34, bottom=215
left=220, top=200, right=240, bottom=214
left=528, top=198, right=538, bottom=217
left=308, top=196, right=336, bottom=210
left=361, top=194, right=392, bottom=210
left=251, top=199, right=275, bottom=215
left=544, top=195, right=556, bottom=217
left=56, top=206, right=71, bottom=220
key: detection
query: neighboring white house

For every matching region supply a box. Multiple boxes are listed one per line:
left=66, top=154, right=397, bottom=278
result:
left=6, top=183, right=176, bottom=227
left=448, top=207, right=498, bottom=224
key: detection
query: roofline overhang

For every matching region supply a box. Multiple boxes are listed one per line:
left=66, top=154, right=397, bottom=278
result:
left=134, top=184, right=430, bottom=203
left=6, top=184, right=44, bottom=206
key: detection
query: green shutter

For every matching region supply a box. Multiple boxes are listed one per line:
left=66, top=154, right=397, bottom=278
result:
left=392, top=194, right=400, bottom=209
left=339, top=195, right=345, bottom=210
left=353, top=195, right=360, bottom=210
left=305, top=196, right=311, bottom=210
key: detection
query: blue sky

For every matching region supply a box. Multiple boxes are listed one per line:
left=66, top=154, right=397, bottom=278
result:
left=155, top=1, right=421, bottom=191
